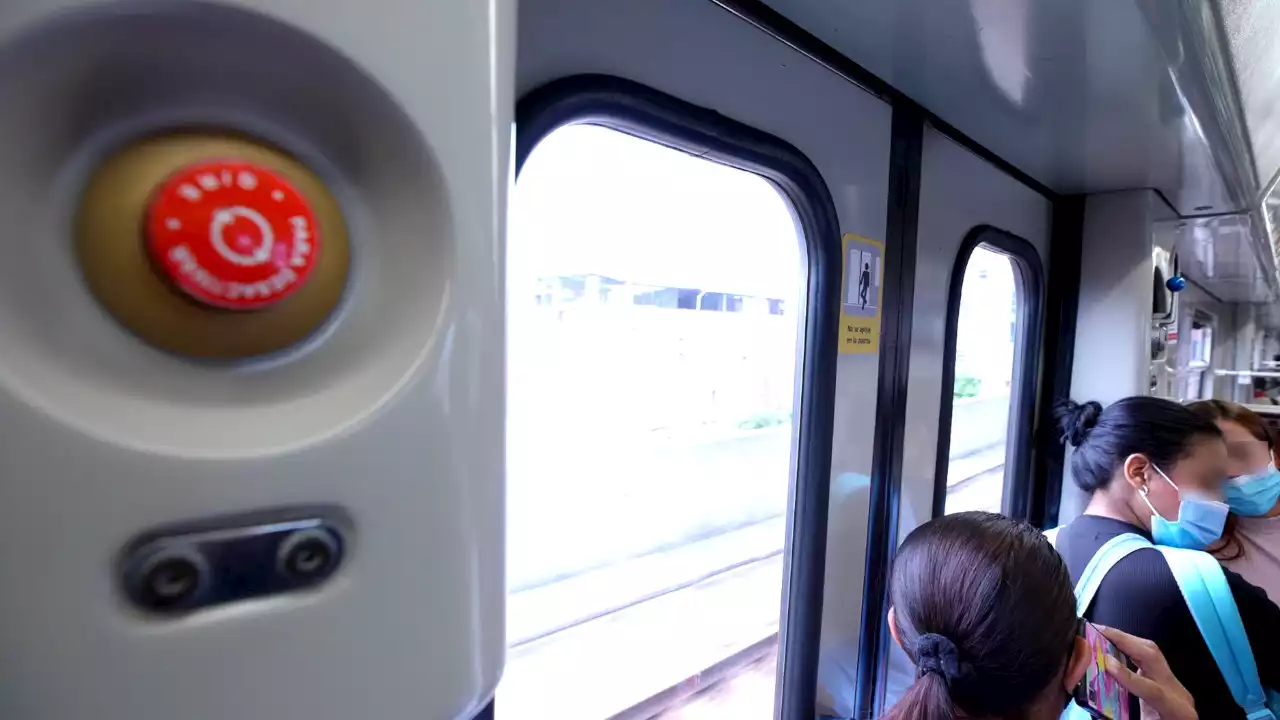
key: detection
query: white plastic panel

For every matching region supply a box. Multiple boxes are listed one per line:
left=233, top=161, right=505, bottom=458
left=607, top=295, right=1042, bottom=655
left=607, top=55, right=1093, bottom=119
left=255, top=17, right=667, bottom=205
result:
left=1169, top=282, right=1242, bottom=403
left=1219, top=0, right=1280, bottom=191
left=1171, top=214, right=1275, bottom=303
left=517, top=1, right=892, bottom=715
left=883, top=125, right=1050, bottom=711
left=1058, top=190, right=1174, bottom=522
left=0, top=1, right=513, bottom=718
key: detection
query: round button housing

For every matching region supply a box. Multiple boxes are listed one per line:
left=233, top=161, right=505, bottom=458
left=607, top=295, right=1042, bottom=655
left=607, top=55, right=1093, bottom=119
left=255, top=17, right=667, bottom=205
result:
left=146, top=160, right=321, bottom=310
left=76, top=133, right=350, bottom=360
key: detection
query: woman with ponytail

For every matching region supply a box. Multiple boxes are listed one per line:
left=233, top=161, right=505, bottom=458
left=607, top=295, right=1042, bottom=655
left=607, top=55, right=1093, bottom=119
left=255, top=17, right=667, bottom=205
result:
left=881, top=512, right=1193, bottom=720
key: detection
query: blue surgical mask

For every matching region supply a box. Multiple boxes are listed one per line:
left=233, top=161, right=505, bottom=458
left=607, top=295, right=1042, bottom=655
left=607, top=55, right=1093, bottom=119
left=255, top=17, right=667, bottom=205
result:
left=1141, top=464, right=1229, bottom=550
left=1225, top=463, right=1280, bottom=517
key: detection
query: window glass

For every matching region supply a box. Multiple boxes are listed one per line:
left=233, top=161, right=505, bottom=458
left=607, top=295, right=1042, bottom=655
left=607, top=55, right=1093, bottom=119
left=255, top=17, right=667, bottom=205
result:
left=1189, top=320, right=1213, bottom=367
left=944, top=245, right=1018, bottom=514
left=501, top=124, right=805, bottom=719
left=1181, top=316, right=1214, bottom=400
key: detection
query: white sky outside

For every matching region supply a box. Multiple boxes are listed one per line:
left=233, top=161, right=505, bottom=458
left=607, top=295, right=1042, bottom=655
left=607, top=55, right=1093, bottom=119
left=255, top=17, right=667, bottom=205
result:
left=955, top=246, right=1017, bottom=388
left=510, top=124, right=803, bottom=301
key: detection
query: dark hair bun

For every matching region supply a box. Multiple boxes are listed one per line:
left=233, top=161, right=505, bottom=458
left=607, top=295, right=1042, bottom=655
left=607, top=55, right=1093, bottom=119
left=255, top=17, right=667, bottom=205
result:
left=1053, top=399, right=1102, bottom=447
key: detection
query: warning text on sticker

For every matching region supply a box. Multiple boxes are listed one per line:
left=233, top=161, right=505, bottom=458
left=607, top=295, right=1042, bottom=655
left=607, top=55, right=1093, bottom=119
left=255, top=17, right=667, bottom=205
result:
left=844, top=324, right=874, bottom=346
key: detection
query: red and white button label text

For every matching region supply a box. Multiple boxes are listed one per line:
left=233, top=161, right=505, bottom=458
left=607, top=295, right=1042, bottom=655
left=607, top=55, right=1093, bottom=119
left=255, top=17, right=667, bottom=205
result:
left=146, top=160, right=321, bottom=310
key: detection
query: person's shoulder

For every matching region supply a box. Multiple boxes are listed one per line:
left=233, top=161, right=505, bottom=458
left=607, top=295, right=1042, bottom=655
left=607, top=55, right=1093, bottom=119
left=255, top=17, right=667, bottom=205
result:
left=1056, top=516, right=1148, bottom=570
left=1223, top=563, right=1278, bottom=608
left=1092, top=547, right=1188, bottom=619
left=1084, top=547, right=1192, bottom=648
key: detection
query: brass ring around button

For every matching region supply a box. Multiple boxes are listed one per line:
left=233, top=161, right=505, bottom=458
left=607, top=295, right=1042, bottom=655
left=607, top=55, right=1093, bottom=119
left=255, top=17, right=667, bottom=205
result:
left=75, top=133, right=351, bottom=360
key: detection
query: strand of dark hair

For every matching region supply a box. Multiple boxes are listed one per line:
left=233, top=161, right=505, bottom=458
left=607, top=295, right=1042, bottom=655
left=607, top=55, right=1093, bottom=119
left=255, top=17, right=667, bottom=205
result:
left=880, top=672, right=954, bottom=720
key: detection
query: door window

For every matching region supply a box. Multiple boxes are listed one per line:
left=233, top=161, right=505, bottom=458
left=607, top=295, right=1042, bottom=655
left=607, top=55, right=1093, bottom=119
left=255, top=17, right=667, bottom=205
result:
left=502, top=123, right=806, bottom=719
left=944, top=245, right=1019, bottom=514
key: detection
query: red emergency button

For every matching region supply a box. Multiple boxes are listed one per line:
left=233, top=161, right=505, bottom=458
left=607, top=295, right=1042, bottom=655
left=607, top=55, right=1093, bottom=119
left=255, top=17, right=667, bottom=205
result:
left=145, top=160, right=321, bottom=310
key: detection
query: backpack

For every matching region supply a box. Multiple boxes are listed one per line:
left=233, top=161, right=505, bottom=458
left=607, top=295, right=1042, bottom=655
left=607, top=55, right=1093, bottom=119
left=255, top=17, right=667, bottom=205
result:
left=1046, top=529, right=1280, bottom=720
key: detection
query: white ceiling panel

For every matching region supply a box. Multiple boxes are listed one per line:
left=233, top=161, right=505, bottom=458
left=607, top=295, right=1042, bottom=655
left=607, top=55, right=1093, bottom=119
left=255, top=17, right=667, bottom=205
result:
left=755, top=0, right=1251, bottom=216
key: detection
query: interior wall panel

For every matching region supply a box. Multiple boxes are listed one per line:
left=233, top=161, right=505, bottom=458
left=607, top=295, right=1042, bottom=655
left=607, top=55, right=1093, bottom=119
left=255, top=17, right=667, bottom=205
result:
left=899, top=128, right=1051, bottom=534
left=1059, top=190, right=1172, bottom=522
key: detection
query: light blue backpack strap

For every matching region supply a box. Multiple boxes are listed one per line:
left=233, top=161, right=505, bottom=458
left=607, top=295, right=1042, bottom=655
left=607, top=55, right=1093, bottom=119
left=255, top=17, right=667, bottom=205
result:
left=1073, top=533, right=1152, bottom=616
left=1061, top=699, right=1091, bottom=720
left=1043, top=526, right=1061, bottom=548
left=1157, top=547, right=1276, bottom=720
left=1059, top=533, right=1151, bottom=720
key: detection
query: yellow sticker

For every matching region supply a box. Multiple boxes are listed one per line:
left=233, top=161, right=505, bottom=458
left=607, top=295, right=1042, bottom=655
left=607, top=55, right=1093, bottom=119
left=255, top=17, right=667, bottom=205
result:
left=839, top=234, right=883, bottom=354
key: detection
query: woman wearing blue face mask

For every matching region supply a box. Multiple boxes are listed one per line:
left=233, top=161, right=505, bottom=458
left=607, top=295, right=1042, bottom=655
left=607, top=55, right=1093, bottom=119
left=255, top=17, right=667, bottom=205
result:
left=1188, top=400, right=1280, bottom=603
left=1052, top=396, right=1280, bottom=719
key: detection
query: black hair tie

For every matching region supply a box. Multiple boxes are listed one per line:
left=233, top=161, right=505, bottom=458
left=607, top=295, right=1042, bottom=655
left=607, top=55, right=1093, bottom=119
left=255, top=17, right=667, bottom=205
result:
left=1067, top=400, right=1101, bottom=447
left=914, top=633, right=973, bottom=686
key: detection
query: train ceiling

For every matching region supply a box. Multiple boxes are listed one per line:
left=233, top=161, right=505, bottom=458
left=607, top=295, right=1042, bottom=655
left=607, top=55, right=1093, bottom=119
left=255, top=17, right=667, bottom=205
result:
left=754, top=0, right=1280, bottom=302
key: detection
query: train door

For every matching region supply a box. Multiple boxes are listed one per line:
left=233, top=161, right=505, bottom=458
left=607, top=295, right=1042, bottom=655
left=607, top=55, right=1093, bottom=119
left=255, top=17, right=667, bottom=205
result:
left=872, top=127, right=1052, bottom=714
left=511, top=0, right=889, bottom=717
left=0, top=2, right=513, bottom=719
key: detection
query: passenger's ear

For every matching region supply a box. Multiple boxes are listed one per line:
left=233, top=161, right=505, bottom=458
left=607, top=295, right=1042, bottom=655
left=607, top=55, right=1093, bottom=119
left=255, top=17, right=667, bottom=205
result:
left=1062, top=636, right=1090, bottom=694
left=1121, top=454, right=1151, bottom=492
left=888, top=606, right=905, bottom=653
